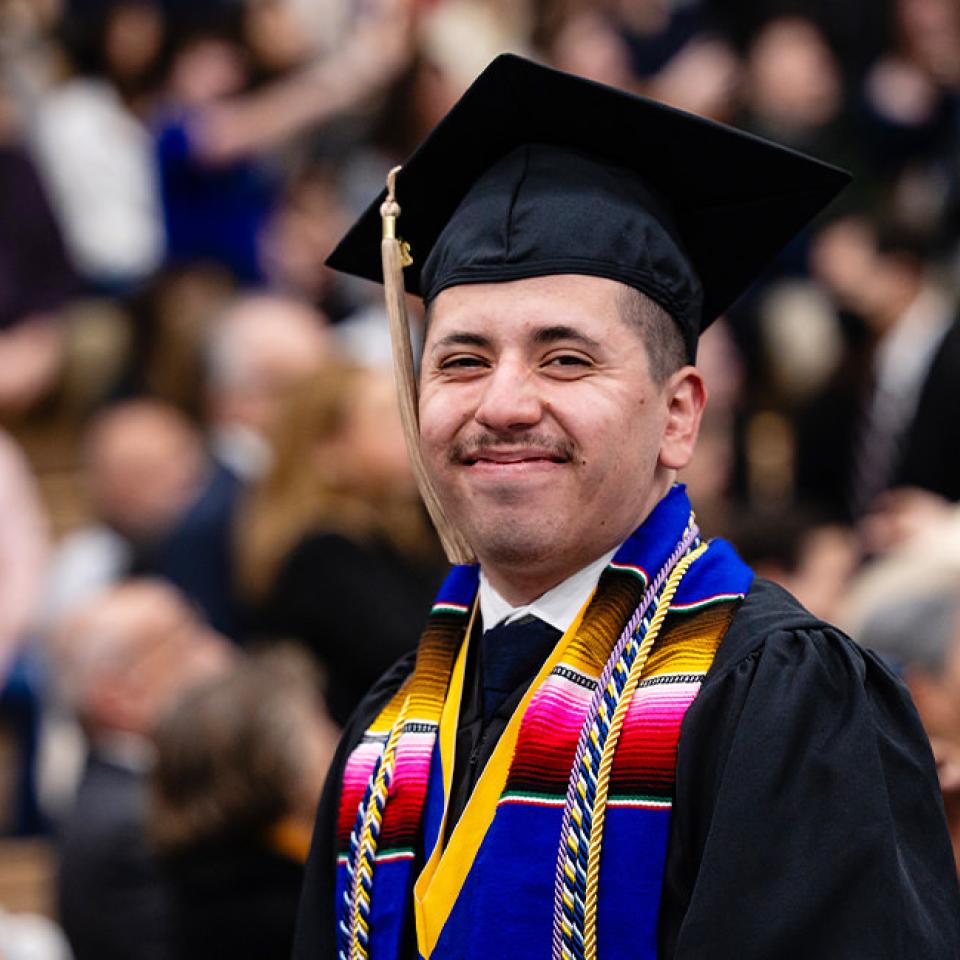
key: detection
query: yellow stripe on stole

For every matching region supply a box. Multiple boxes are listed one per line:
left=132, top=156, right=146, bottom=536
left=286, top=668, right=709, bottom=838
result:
left=414, top=594, right=594, bottom=958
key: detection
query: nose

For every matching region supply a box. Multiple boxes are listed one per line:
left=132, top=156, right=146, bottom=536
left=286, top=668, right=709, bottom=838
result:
left=474, top=359, right=543, bottom=433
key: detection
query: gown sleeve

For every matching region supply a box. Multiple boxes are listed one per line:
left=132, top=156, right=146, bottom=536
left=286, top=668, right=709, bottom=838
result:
left=292, top=652, right=417, bottom=960
left=659, top=580, right=960, bottom=959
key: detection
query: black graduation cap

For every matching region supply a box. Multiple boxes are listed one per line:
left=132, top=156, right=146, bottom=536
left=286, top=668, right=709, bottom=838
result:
left=327, top=53, right=850, bottom=360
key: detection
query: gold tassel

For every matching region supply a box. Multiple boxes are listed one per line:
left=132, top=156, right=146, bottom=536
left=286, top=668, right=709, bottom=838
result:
left=380, top=167, right=475, bottom=565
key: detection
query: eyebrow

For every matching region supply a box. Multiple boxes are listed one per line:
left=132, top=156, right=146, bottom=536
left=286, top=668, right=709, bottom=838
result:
left=430, top=332, right=492, bottom=352
left=532, top=325, right=603, bottom=350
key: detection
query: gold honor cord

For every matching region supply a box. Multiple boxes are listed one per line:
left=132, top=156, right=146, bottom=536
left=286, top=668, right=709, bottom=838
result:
left=582, top=541, right=709, bottom=960
left=380, top=167, right=474, bottom=565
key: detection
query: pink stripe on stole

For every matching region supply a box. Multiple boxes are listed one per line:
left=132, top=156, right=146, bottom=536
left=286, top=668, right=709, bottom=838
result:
left=340, top=742, right=385, bottom=793
left=511, top=673, right=597, bottom=782
left=611, top=679, right=702, bottom=785
left=520, top=675, right=595, bottom=734
left=390, top=734, right=435, bottom=781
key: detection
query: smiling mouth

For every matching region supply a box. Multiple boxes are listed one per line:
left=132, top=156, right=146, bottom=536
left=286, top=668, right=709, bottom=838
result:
left=451, top=435, right=577, bottom=467
left=462, top=451, right=569, bottom=467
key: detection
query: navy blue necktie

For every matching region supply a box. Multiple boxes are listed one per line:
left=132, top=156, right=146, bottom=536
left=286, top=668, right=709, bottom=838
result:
left=479, top=614, right=562, bottom=723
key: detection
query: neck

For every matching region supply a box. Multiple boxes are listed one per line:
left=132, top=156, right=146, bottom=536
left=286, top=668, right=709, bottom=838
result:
left=482, top=563, right=587, bottom=608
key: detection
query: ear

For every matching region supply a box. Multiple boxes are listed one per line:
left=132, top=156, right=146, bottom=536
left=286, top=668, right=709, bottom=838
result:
left=658, top=366, right=707, bottom=471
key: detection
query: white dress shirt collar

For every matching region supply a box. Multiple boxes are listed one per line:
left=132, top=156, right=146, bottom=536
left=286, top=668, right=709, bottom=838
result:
left=478, top=546, right=619, bottom=635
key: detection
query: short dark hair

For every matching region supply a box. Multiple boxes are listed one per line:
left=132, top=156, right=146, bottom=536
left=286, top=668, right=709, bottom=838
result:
left=616, top=286, right=687, bottom=384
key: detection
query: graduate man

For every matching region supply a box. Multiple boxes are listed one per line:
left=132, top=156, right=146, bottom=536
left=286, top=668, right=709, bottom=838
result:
left=294, top=55, right=960, bottom=959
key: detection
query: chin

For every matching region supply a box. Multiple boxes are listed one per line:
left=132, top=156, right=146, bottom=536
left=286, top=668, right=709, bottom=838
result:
left=468, top=522, right=562, bottom=569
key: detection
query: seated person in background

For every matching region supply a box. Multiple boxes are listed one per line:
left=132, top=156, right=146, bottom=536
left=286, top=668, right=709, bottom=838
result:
left=0, top=82, right=79, bottom=419
left=859, top=588, right=960, bottom=874
left=203, top=292, right=332, bottom=483
left=40, top=399, right=206, bottom=626
left=237, top=363, right=445, bottom=725
left=50, top=579, right=230, bottom=960
left=149, top=646, right=339, bottom=960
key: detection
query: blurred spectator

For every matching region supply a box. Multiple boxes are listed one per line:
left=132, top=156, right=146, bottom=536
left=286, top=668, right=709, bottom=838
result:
left=0, top=429, right=49, bottom=836
left=734, top=508, right=859, bottom=622
left=0, top=907, right=71, bottom=960
left=859, top=588, right=960, bottom=871
left=646, top=33, right=740, bottom=121
left=150, top=647, right=338, bottom=960
left=238, top=364, right=444, bottom=725
left=43, top=294, right=331, bottom=642
left=15, top=0, right=167, bottom=290
left=153, top=0, right=413, bottom=283
left=837, top=498, right=960, bottom=636
left=0, top=82, right=77, bottom=419
left=140, top=292, right=333, bottom=639
left=543, top=9, right=639, bottom=91
left=0, top=430, right=49, bottom=682
left=204, top=292, right=332, bottom=481
left=40, top=399, right=206, bottom=628
left=51, top=579, right=230, bottom=960
left=862, top=0, right=960, bottom=175
left=741, top=17, right=844, bottom=150
left=804, top=215, right=960, bottom=523
left=261, top=164, right=361, bottom=323
left=119, top=263, right=237, bottom=416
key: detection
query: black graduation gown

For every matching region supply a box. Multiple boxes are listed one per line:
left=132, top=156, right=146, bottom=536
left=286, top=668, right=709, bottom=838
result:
left=293, top=579, right=960, bottom=959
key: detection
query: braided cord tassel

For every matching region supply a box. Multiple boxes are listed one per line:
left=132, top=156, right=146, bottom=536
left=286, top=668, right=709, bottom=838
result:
left=339, top=754, right=383, bottom=960
left=552, top=522, right=700, bottom=960
left=582, top=541, right=708, bottom=960
left=347, top=695, right=411, bottom=960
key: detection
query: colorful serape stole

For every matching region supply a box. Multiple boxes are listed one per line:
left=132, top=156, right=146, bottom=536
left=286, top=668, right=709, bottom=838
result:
left=334, top=486, right=753, bottom=960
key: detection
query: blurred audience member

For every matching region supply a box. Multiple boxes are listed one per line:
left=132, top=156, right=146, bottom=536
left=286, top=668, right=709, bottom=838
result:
left=261, top=164, right=359, bottom=322
left=543, top=9, right=638, bottom=91
left=859, top=588, right=960, bottom=871
left=734, top=508, right=859, bottom=623
left=47, top=294, right=331, bottom=641
left=41, top=399, right=206, bottom=627
left=803, top=215, right=960, bottom=524
left=238, top=364, right=444, bottom=725
left=838, top=498, right=960, bottom=637
left=150, top=647, right=338, bottom=960
left=417, top=0, right=529, bottom=99
left=0, top=82, right=77, bottom=419
left=19, top=0, right=166, bottom=290
left=0, top=428, right=49, bottom=835
left=862, top=0, right=960, bottom=174
left=153, top=0, right=413, bottom=283
left=120, top=263, right=237, bottom=416
left=0, top=907, right=71, bottom=960
left=141, top=292, right=333, bottom=639
left=204, top=292, right=331, bottom=480
left=51, top=580, right=230, bottom=960
left=646, top=33, right=741, bottom=121
left=0, top=430, right=49, bottom=681
left=741, top=17, right=844, bottom=152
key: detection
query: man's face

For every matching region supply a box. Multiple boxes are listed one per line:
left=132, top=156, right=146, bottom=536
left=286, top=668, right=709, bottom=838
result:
left=419, top=274, right=701, bottom=598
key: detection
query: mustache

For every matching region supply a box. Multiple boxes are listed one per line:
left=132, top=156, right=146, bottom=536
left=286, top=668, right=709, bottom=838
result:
left=449, top=431, right=578, bottom=464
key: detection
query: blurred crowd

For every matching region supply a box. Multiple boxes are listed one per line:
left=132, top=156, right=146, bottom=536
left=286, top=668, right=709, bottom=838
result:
left=0, top=0, right=959, bottom=955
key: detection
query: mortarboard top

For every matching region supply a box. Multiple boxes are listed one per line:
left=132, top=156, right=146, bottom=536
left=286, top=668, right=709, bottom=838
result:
left=327, top=53, right=850, bottom=360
